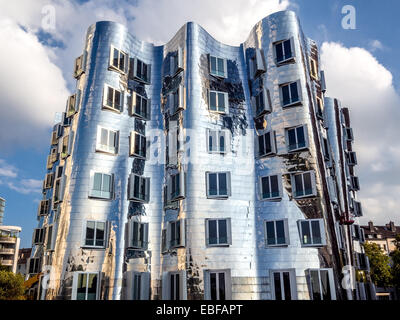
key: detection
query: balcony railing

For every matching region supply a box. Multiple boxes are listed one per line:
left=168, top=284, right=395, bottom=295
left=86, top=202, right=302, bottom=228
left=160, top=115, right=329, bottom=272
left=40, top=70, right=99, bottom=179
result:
left=0, top=258, right=14, bottom=266
left=0, top=248, right=15, bottom=255
left=0, top=236, right=17, bottom=243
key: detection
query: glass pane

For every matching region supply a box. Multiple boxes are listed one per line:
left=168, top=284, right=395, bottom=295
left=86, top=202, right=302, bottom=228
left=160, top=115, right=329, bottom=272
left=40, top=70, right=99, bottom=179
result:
left=219, top=134, right=225, bottom=152
left=276, top=220, right=285, bottom=245
left=311, top=220, right=321, bottom=244
left=218, top=272, right=225, bottom=300
left=85, top=221, right=95, bottom=246
left=290, top=82, right=299, bottom=103
left=320, top=270, right=331, bottom=300
left=133, top=274, right=141, bottom=300
left=100, top=128, right=108, bottom=146
left=282, top=85, right=290, bottom=106
left=310, top=270, right=321, bottom=300
left=258, top=135, right=265, bottom=156
left=102, top=174, right=111, bottom=193
left=296, top=126, right=305, bottom=149
left=87, top=273, right=98, bottom=300
left=210, top=92, right=217, bottom=111
left=108, top=131, right=116, bottom=150
left=175, top=274, right=180, bottom=300
left=93, top=173, right=102, bottom=191
left=107, top=87, right=114, bottom=107
left=210, top=56, right=217, bottom=74
left=114, top=90, right=121, bottom=109
left=274, top=272, right=282, bottom=300
left=266, top=221, right=276, bottom=245
left=301, top=221, right=311, bottom=245
left=283, top=40, right=292, bottom=59
left=295, top=174, right=304, bottom=197
left=264, top=132, right=271, bottom=154
left=95, top=222, right=105, bottom=247
left=270, top=175, right=279, bottom=197
left=132, top=222, right=138, bottom=246
left=283, top=272, right=292, bottom=300
left=119, top=51, right=125, bottom=70
left=217, top=92, right=225, bottom=112
left=262, top=176, right=270, bottom=199
left=208, top=131, right=214, bottom=152
left=288, top=129, right=296, bottom=150
left=77, top=273, right=87, bottom=300
left=275, top=42, right=283, bottom=62
left=170, top=223, right=176, bottom=246
left=218, top=173, right=227, bottom=196
left=210, top=273, right=217, bottom=300
left=113, top=48, right=119, bottom=67
left=208, top=173, right=217, bottom=196
left=218, top=220, right=227, bottom=244
left=217, top=58, right=224, bottom=76
left=303, top=172, right=312, bottom=195
left=208, top=220, right=217, bottom=245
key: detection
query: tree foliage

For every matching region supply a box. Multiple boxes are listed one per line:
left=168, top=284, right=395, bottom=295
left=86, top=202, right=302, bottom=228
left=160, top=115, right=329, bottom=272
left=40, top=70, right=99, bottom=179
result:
left=390, top=234, right=400, bottom=288
left=363, top=242, right=393, bottom=288
left=0, top=269, right=26, bottom=300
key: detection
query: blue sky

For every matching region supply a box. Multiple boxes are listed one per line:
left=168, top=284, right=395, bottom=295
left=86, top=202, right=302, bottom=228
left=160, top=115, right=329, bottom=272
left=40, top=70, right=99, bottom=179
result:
left=0, top=0, right=399, bottom=247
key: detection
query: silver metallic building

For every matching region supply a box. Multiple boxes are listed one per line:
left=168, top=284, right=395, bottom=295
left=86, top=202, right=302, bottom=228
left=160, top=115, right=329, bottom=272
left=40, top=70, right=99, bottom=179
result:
left=28, top=10, right=374, bottom=300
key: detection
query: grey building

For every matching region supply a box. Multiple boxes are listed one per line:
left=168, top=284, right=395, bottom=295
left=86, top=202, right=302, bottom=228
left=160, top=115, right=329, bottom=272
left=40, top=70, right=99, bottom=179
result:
left=29, top=10, right=373, bottom=300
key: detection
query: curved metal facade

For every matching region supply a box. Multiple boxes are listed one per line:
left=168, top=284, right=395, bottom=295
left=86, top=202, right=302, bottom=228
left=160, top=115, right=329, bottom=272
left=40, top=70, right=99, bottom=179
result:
left=29, top=10, right=373, bottom=300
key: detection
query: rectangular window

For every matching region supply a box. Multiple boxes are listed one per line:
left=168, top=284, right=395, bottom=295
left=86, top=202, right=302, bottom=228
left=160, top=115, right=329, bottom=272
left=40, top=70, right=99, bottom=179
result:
left=298, top=219, right=326, bottom=246
left=206, top=218, right=231, bottom=246
left=250, top=49, right=266, bottom=79
left=316, top=96, right=324, bottom=120
left=109, top=46, right=128, bottom=74
left=347, top=151, right=357, bottom=166
left=168, top=219, right=185, bottom=248
left=129, top=131, right=146, bottom=159
left=128, top=174, right=150, bottom=203
left=260, top=175, right=281, bottom=200
left=130, top=92, right=151, bottom=120
left=335, top=222, right=345, bottom=250
left=46, top=224, right=56, bottom=251
left=286, top=125, right=307, bottom=152
left=308, top=269, right=336, bottom=300
left=33, top=228, right=45, bottom=245
left=128, top=220, right=149, bottom=250
left=125, top=271, right=150, bottom=300
left=274, top=39, right=294, bottom=65
left=51, top=130, right=58, bottom=145
left=345, top=127, right=354, bottom=142
left=265, top=219, right=289, bottom=246
left=43, top=173, right=54, bottom=189
left=310, top=58, right=318, bottom=80
left=167, top=119, right=184, bottom=165
left=271, top=270, right=296, bottom=300
left=280, top=81, right=301, bottom=107
left=50, top=146, right=58, bottom=164
left=322, top=137, right=330, bottom=161
left=96, top=127, right=118, bottom=154
left=208, top=90, right=228, bottom=113
left=206, top=172, right=231, bottom=198
left=257, top=131, right=276, bottom=157
left=28, top=257, right=42, bottom=274
left=350, top=176, right=360, bottom=191
left=133, top=58, right=151, bottom=84
left=252, top=88, right=271, bottom=117
left=352, top=200, right=363, bottom=217
left=66, top=94, right=76, bottom=117
left=207, top=129, right=229, bottom=154
left=166, top=84, right=185, bottom=115
left=53, top=176, right=64, bottom=204
left=72, top=272, right=99, bottom=300
left=205, top=269, right=231, bottom=300
left=74, top=54, right=85, bottom=78
left=170, top=273, right=181, bottom=300
left=170, top=47, right=184, bottom=76
left=38, top=199, right=50, bottom=216
left=103, top=85, right=122, bottom=112
left=168, top=171, right=185, bottom=202
left=292, top=171, right=316, bottom=198
left=84, top=221, right=106, bottom=248
left=209, top=55, right=227, bottom=78
left=89, top=172, right=113, bottom=199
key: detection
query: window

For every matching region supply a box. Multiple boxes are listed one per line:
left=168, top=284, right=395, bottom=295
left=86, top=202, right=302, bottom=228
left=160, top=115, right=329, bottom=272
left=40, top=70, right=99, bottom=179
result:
left=347, top=151, right=357, bottom=166
left=89, top=172, right=113, bottom=199
left=28, top=257, right=42, bottom=274
left=286, top=125, right=308, bottom=152
left=292, top=171, right=316, bottom=198
left=128, top=174, right=150, bottom=203
left=46, top=224, right=56, bottom=251
left=321, top=138, right=330, bottom=162
left=298, top=219, right=326, bottom=246
left=356, top=253, right=369, bottom=271
left=260, top=175, right=281, bottom=200
left=43, top=173, right=54, bottom=189
left=206, top=172, right=231, bottom=198
left=168, top=119, right=184, bottom=165
left=170, top=47, right=184, bottom=77
left=133, top=58, right=151, bottom=84
left=168, top=219, right=185, bottom=248
left=249, top=49, right=266, bottom=79
left=280, top=81, right=301, bottom=107
left=274, top=39, right=294, bottom=65
left=50, top=146, right=58, bottom=164
left=166, top=84, right=185, bottom=115
left=307, top=269, right=336, bottom=300
left=209, top=55, right=227, bottom=78
left=125, top=271, right=150, bottom=300
left=271, top=270, right=296, bottom=300
left=51, top=130, right=58, bottom=145
left=352, top=200, right=363, bottom=217
left=33, top=228, right=45, bottom=245
left=74, top=54, right=85, bottom=78
left=38, top=200, right=50, bottom=216
left=109, top=46, right=128, bottom=74
left=208, top=90, right=228, bottom=113
left=53, top=176, right=64, bottom=204
left=130, top=92, right=151, bottom=120
left=162, top=271, right=186, bottom=300
left=252, top=88, right=271, bottom=117
left=127, top=220, right=149, bottom=250
left=256, top=131, right=276, bottom=157
left=350, top=176, right=360, bottom=191
left=66, top=94, right=76, bottom=117
left=309, top=58, right=318, bottom=80
left=96, top=127, right=118, bottom=154
left=72, top=272, right=99, bottom=300
left=170, top=272, right=182, bottom=300
left=345, top=127, right=354, bottom=142
left=46, top=155, right=53, bottom=170
left=103, top=85, right=122, bottom=112
left=204, top=269, right=231, bottom=300
left=61, top=133, right=74, bottom=159
left=207, top=129, right=229, bottom=154
left=84, top=221, right=106, bottom=248
left=161, top=229, right=167, bottom=253
left=205, top=218, right=232, bottom=246
left=168, top=171, right=185, bottom=202
left=335, top=222, right=345, bottom=250
left=129, top=131, right=147, bottom=159
left=316, top=97, right=324, bottom=120
left=265, top=219, right=289, bottom=246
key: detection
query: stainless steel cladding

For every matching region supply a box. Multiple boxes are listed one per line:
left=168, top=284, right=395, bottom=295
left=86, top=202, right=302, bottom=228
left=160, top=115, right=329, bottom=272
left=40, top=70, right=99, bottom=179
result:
left=29, top=10, right=373, bottom=301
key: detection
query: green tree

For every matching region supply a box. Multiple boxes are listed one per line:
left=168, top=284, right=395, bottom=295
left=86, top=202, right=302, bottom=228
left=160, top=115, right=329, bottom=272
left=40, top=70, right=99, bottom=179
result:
left=390, top=234, right=400, bottom=289
left=363, top=242, right=392, bottom=287
left=0, top=269, right=26, bottom=300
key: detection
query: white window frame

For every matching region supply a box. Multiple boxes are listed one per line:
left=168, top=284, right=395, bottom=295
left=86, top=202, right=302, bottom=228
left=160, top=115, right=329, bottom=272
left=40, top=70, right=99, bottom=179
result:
left=38, top=199, right=51, bottom=216
left=298, top=219, right=326, bottom=247
left=206, top=129, right=230, bottom=154
left=208, top=90, right=229, bottom=114
left=43, top=173, right=54, bottom=189
left=205, top=218, right=232, bottom=247
left=256, top=130, right=276, bottom=158
left=167, top=219, right=186, bottom=248
left=71, top=271, right=100, bottom=300
left=307, top=268, right=336, bottom=300
left=291, top=170, right=316, bottom=198
left=264, top=219, right=289, bottom=247
left=129, top=131, right=147, bottom=159
left=96, top=126, right=119, bottom=155
left=103, top=84, right=123, bottom=113
left=206, top=171, right=231, bottom=199
left=209, top=55, right=227, bottom=78
left=82, top=220, right=107, bottom=249
left=109, top=45, right=128, bottom=74
left=130, top=92, right=151, bottom=120
left=274, top=38, right=295, bottom=65
left=286, top=125, right=308, bottom=152
left=89, top=171, right=114, bottom=200
left=270, top=269, right=297, bottom=300
left=259, top=174, right=282, bottom=201
left=280, top=80, right=302, bottom=108
left=204, top=269, right=232, bottom=300
left=128, top=173, right=150, bottom=203
left=127, top=219, right=149, bottom=250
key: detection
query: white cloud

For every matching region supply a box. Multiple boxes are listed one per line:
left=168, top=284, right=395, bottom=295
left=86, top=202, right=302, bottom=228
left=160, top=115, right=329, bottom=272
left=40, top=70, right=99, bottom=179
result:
left=0, top=159, right=18, bottom=178
left=7, top=179, right=42, bottom=195
left=321, top=42, right=400, bottom=225
left=368, top=39, right=384, bottom=52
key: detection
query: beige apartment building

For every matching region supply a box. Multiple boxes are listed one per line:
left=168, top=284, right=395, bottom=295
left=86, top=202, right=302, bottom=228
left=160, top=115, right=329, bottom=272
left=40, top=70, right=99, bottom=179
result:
left=361, top=221, right=399, bottom=255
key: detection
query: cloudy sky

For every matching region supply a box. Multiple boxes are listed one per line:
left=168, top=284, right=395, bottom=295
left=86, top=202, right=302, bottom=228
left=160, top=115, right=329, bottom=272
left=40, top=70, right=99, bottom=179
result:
left=0, top=0, right=399, bottom=247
